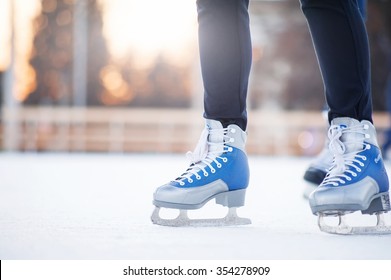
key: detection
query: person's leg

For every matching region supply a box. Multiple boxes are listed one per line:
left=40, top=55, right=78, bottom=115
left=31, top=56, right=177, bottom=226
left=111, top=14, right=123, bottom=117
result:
left=151, top=0, right=252, bottom=226
left=302, top=1, right=368, bottom=193
left=357, top=0, right=366, bottom=20
left=301, top=0, right=390, bottom=234
left=197, top=0, right=252, bottom=130
left=301, top=0, right=372, bottom=123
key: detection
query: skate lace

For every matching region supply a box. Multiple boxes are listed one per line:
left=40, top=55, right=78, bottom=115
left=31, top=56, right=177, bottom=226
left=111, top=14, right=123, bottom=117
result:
left=174, top=127, right=234, bottom=186
left=322, top=124, right=370, bottom=187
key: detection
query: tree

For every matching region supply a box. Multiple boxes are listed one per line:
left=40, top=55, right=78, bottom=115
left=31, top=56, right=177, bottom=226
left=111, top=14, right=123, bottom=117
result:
left=26, top=0, right=108, bottom=106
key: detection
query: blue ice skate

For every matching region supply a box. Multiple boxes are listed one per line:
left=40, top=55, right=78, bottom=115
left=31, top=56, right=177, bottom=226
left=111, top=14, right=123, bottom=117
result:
left=151, top=119, right=251, bottom=226
left=309, top=117, right=391, bottom=234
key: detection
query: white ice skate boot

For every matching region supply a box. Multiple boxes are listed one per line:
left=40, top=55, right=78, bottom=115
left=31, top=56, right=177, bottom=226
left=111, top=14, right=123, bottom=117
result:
left=303, top=139, right=333, bottom=199
left=309, top=117, right=391, bottom=235
left=151, top=119, right=251, bottom=227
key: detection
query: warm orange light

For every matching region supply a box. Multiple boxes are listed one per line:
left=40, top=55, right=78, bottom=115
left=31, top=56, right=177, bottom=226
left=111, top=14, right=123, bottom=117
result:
left=100, top=64, right=134, bottom=105
left=99, top=0, right=197, bottom=68
left=0, top=0, right=41, bottom=101
left=100, top=65, right=124, bottom=92
left=0, top=0, right=11, bottom=71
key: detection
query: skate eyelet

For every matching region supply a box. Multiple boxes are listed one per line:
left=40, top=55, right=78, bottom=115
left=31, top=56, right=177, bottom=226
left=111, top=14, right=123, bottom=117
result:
left=180, top=182, right=185, bottom=186
left=196, top=175, right=201, bottom=180
left=363, top=156, right=367, bottom=161
left=222, top=158, right=228, bottom=162
left=356, top=168, right=361, bottom=172
left=211, top=168, right=216, bottom=174
left=359, top=162, right=364, bottom=167
left=204, top=172, right=209, bottom=177
left=365, top=134, right=370, bottom=139
left=366, top=144, right=371, bottom=150
left=217, top=163, right=222, bottom=168
left=347, top=177, right=352, bottom=181
left=352, top=173, right=357, bottom=177
left=364, top=124, right=369, bottom=130
left=231, top=129, right=236, bottom=133
left=230, top=138, right=235, bottom=143
left=188, top=179, right=193, bottom=183
left=228, top=147, right=233, bottom=152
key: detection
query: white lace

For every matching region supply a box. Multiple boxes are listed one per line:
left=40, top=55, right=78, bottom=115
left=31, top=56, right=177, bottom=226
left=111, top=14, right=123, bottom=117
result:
left=174, top=127, right=235, bottom=186
left=322, top=124, right=370, bottom=187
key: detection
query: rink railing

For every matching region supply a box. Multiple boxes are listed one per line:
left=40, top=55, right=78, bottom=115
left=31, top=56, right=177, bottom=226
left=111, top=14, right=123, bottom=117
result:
left=0, top=107, right=389, bottom=156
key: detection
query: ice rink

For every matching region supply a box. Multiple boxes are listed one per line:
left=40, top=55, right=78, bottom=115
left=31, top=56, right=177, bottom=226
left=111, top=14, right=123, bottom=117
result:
left=1, top=152, right=391, bottom=260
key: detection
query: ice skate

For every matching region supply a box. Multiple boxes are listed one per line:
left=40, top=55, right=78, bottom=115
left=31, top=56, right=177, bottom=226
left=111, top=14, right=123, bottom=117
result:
left=303, top=140, right=333, bottom=199
left=151, top=119, right=251, bottom=227
left=309, top=117, right=391, bottom=235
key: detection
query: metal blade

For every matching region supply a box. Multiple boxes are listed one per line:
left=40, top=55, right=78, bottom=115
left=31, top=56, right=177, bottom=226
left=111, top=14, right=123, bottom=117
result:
left=151, top=207, right=251, bottom=227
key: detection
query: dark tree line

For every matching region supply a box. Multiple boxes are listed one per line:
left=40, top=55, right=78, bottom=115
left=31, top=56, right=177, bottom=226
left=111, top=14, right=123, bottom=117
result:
left=26, top=0, right=108, bottom=106
left=18, top=0, right=391, bottom=110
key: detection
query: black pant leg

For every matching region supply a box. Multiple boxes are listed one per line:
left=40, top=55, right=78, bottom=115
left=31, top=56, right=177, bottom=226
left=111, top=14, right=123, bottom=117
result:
left=301, top=0, right=373, bottom=123
left=197, top=0, right=252, bottom=130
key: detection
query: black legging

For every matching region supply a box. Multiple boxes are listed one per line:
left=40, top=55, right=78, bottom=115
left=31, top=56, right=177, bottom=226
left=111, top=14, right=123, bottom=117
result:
left=197, top=0, right=373, bottom=130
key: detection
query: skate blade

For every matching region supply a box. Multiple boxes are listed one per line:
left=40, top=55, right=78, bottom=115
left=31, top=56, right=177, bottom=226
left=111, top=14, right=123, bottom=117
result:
left=151, top=207, right=251, bottom=227
left=318, top=212, right=391, bottom=235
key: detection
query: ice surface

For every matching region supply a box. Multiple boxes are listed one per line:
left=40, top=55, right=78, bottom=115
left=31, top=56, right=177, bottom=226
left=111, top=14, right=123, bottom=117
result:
left=1, top=153, right=391, bottom=260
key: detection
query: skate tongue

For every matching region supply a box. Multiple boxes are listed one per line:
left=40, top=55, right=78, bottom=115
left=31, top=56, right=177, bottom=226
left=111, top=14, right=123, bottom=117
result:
left=331, top=117, right=365, bottom=154
left=186, top=119, right=224, bottom=164
left=205, top=119, right=225, bottom=154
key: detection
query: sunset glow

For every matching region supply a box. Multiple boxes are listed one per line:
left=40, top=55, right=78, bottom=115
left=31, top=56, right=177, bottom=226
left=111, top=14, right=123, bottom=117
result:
left=0, top=0, right=41, bottom=101
left=0, top=0, right=198, bottom=102
left=0, top=0, right=11, bottom=71
left=99, top=0, right=198, bottom=67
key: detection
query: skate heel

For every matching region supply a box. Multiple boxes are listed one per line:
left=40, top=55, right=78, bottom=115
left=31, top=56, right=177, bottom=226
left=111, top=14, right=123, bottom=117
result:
left=362, top=192, right=391, bottom=215
left=215, top=189, right=246, bottom=208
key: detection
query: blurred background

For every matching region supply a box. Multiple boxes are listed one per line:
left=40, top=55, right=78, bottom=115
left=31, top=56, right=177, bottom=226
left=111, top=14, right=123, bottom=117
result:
left=1, top=0, right=390, bottom=156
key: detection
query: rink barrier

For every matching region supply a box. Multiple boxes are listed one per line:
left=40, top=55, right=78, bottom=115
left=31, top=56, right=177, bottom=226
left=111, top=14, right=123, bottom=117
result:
left=0, top=107, right=389, bottom=155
